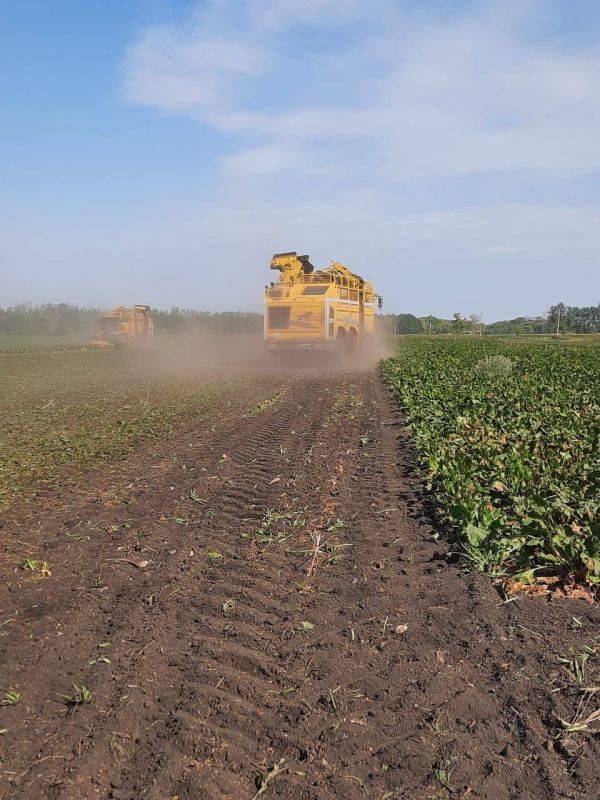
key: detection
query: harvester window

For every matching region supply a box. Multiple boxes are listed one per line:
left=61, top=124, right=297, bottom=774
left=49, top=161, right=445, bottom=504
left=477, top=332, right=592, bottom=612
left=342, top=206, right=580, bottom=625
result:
left=349, top=290, right=358, bottom=301
left=302, top=286, right=328, bottom=295
left=268, top=306, right=291, bottom=329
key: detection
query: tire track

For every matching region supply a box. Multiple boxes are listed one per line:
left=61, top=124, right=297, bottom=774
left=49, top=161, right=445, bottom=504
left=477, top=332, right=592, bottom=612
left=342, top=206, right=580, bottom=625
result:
left=104, top=376, right=341, bottom=799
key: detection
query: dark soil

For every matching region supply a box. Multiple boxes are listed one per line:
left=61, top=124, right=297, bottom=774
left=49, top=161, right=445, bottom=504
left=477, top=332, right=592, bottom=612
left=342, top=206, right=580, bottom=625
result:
left=0, top=369, right=598, bottom=799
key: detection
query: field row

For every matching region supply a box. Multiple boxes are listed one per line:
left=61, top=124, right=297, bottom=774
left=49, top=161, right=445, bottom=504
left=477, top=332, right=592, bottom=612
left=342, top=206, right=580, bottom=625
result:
left=0, top=345, right=280, bottom=512
left=383, top=338, right=599, bottom=589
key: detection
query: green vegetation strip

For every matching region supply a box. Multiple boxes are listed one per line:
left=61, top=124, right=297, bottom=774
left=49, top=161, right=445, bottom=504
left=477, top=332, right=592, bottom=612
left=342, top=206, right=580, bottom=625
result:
left=382, top=338, right=599, bottom=586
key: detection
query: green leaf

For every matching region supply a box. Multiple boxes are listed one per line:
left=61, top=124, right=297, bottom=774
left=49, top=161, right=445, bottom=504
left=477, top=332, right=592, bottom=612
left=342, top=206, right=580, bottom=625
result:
left=466, top=524, right=489, bottom=547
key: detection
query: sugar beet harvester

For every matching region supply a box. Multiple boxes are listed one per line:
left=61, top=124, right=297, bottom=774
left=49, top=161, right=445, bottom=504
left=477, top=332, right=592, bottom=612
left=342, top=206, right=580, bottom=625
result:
left=264, top=252, right=382, bottom=355
left=89, top=305, right=154, bottom=347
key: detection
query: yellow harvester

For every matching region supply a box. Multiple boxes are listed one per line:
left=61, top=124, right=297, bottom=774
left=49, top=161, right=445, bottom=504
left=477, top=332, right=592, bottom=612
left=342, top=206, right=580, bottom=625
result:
left=89, top=305, right=154, bottom=347
left=264, top=252, right=382, bottom=355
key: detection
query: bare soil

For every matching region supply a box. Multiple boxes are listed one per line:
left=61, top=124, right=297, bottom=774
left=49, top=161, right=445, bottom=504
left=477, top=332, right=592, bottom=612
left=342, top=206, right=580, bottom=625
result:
left=0, top=368, right=597, bottom=800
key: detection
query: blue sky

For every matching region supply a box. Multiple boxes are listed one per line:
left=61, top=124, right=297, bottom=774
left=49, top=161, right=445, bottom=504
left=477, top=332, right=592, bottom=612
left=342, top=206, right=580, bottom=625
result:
left=1, top=0, right=599, bottom=318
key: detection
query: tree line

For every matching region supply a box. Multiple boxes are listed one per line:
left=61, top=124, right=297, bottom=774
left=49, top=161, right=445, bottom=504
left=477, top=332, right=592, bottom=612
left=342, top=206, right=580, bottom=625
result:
left=1, top=302, right=598, bottom=337
left=150, top=308, right=263, bottom=334
left=0, top=304, right=263, bottom=336
left=380, top=303, right=600, bottom=335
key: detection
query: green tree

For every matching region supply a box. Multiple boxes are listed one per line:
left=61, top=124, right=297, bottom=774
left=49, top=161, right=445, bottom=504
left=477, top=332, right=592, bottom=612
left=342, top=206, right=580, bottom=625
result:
left=420, top=316, right=453, bottom=334
left=394, top=314, right=423, bottom=334
left=451, top=313, right=471, bottom=334
left=548, top=303, right=600, bottom=334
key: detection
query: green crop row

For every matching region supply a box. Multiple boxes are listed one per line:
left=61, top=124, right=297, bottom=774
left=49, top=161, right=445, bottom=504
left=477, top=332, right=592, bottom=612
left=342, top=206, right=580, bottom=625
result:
left=382, top=338, right=599, bottom=586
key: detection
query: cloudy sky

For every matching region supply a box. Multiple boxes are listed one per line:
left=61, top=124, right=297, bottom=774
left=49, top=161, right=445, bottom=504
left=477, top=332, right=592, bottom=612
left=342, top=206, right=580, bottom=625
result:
left=2, top=0, right=599, bottom=319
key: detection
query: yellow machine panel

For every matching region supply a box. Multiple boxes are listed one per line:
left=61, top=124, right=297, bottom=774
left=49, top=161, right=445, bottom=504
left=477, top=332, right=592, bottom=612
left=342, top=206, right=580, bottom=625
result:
left=264, top=252, right=382, bottom=355
left=89, top=305, right=154, bottom=347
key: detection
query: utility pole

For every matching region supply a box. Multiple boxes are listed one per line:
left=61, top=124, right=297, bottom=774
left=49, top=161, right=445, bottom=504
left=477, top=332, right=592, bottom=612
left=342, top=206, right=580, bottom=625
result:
left=428, top=316, right=432, bottom=336
left=556, top=306, right=561, bottom=336
left=479, top=311, right=484, bottom=337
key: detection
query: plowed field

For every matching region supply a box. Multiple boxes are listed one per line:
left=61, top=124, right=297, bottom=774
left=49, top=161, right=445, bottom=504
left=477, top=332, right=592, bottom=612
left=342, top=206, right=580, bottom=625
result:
left=0, top=345, right=598, bottom=799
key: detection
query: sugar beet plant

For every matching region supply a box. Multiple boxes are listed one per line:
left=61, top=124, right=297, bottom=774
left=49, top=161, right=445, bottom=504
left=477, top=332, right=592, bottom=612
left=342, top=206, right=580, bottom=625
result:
left=382, top=338, right=599, bottom=586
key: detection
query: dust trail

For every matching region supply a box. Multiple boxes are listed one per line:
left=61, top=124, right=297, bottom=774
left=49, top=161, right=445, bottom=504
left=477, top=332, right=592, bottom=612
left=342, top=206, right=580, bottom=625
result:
left=140, top=333, right=271, bottom=375
left=132, top=329, right=391, bottom=378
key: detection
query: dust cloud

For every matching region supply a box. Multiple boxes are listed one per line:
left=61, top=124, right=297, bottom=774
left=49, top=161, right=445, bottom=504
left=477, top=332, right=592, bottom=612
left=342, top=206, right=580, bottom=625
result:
left=132, top=330, right=391, bottom=378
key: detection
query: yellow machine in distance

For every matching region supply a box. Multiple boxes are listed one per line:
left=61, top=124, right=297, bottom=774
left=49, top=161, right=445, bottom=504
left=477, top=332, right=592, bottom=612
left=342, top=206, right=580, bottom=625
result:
left=89, top=305, right=154, bottom=347
left=264, top=252, right=382, bottom=354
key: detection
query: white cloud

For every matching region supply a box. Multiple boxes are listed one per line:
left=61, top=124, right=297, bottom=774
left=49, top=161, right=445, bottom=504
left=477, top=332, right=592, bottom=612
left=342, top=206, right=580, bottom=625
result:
left=123, top=0, right=600, bottom=179
left=246, top=0, right=373, bottom=32
left=123, top=23, right=265, bottom=115
left=220, top=145, right=301, bottom=177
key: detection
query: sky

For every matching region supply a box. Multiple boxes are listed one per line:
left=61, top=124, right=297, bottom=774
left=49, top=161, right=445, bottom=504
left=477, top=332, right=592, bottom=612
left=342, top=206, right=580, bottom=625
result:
left=1, top=0, right=599, bottom=319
